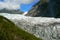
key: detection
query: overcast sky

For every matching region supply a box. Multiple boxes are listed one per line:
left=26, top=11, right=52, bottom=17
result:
left=0, top=0, right=39, bottom=12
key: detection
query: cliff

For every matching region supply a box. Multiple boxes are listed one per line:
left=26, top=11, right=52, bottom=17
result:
left=26, top=0, right=60, bottom=18
left=26, top=0, right=49, bottom=17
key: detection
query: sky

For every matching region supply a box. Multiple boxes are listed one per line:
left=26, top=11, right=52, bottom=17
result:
left=0, top=0, right=39, bottom=12
left=20, top=0, right=39, bottom=12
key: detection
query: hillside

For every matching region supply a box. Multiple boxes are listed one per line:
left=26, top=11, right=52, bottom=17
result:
left=0, top=8, right=23, bottom=14
left=26, top=0, right=60, bottom=18
left=26, top=0, right=49, bottom=17
left=0, top=16, right=42, bottom=40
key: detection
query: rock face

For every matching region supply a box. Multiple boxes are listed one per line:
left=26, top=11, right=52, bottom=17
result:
left=26, top=0, right=49, bottom=17
left=1, top=13, right=60, bottom=40
left=26, top=0, right=60, bottom=18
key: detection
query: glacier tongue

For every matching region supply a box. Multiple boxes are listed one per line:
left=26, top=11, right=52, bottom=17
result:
left=0, top=13, right=60, bottom=40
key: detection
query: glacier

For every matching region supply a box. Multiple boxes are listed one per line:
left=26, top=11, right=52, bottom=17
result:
left=0, top=13, right=60, bottom=40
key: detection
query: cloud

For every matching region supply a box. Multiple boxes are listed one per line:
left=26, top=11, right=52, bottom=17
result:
left=0, top=0, right=34, bottom=10
left=0, top=2, right=19, bottom=10
left=4, top=0, right=34, bottom=4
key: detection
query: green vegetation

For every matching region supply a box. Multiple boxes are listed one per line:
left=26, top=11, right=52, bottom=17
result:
left=40, top=0, right=49, bottom=4
left=0, top=16, right=42, bottom=40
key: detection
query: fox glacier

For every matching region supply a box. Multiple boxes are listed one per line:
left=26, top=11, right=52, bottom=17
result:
left=0, top=13, right=60, bottom=40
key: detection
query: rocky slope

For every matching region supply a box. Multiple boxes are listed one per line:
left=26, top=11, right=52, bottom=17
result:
left=26, top=0, right=60, bottom=18
left=1, top=13, right=60, bottom=40
left=26, top=0, right=49, bottom=17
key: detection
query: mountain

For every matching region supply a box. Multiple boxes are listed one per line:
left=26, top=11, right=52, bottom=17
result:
left=0, top=8, right=23, bottom=14
left=26, top=0, right=60, bottom=18
left=0, top=16, right=42, bottom=40
left=26, top=0, right=49, bottom=17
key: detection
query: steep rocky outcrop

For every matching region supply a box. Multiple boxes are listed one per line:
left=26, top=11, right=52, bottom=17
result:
left=26, top=0, right=60, bottom=18
left=26, top=0, right=49, bottom=17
